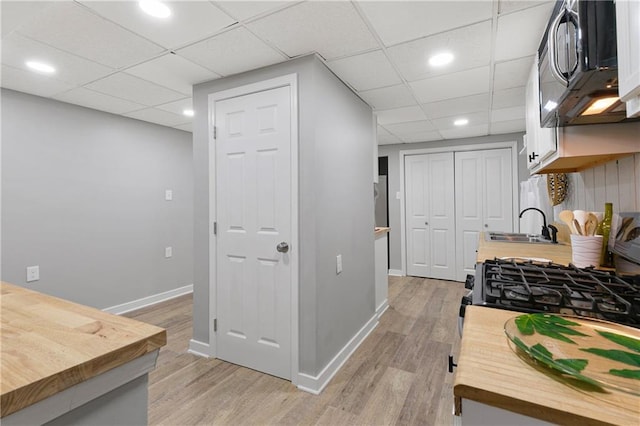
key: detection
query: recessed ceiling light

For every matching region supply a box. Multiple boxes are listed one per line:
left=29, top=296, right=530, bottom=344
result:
left=25, top=60, right=56, bottom=74
left=183, top=109, right=194, bottom=117
left=454, top=118, right=469, bottom=126
left=428, top=52, right=454, bottom=67
left=580, top=96, right=619, bottom=116
left=139, top=0, right=171, bottom=18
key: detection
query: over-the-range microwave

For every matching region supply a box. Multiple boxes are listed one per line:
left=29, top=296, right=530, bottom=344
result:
left=538, top=0, right=634, bottom=127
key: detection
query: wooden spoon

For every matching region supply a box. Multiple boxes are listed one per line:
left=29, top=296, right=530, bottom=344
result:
left=559, top=210, right=576, bottom=234
left=574, top=210, right=589, bottom=235
left=573, top=219, right=583, bottom=236
left=585, top=213, right=598, bottom=236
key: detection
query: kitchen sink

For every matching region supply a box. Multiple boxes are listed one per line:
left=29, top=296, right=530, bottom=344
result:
left=485, top=232, right=554, bottom=244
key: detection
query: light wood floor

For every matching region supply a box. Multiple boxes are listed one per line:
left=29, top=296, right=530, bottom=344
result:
left=125, top=276, right=467, bottom=425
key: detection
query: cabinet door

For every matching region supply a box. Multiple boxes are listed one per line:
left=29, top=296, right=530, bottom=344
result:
left=525, top=59, right=557, bottom=168
left=616, top=0, right=640, bottom=118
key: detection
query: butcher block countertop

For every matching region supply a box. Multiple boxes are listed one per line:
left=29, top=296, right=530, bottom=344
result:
left=454, top=306, right=640, bottom=425
left=477, top=233, right=573, bottom=265
left=0, top=282, right=166, bottom=417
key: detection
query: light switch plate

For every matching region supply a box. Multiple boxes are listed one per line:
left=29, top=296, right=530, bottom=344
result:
left=336, top=254, right=342, bottom=274
left=26, top=265, right=40, bottom=282
left=165, top=189, right=173, bottom=201
left=165, top=247, right=173, bottom=258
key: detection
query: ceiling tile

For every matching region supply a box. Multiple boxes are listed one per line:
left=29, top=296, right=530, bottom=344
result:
left=1, top=1, right=53, bottom=37
left=431, top=111, right=489, bottom=130
left=52, top=87, right=145, bottom=114
left=387, top=20, right=491, bottom=82
left=214, top=1, right=292, bottom=21
left=327, top=50, right=401, bottom=92
left=377, top=126, right=402, bottom=145
left=173, top=122, right=193, bottom=133
left=494, top=3, right=554, bottom=61
left=125, top=53, right=219, bottom=95
left=16, top=2, right=165, bottom=68
left=498, top=1, right=551, bottom=16
left=176, top=27, right=284, bottom=76
left=410, top=66, right=490, bottom=104
left=2, top=33, right=114, bottom=86
left=492, top=86, right=526, bottom=109
left=357, top=1, right=493, bottom=46
left=1, top=64, right=74, bottom=97
left=440, top=124, right=489, bottom=139
left=124, top=107, right=189, bottom=127
left=78, top=1, right=235, bottom=50
left=384, top=119, right=435, bottom=136
left=400, top=131, right=443, bottom=144
left=490, top=118, right=526, bottom=134
left=493, top=56, right=534, bottom=90
left=491, top=106, right=526, bottom=122
left=421, top=93, right=490, bottom=119
left=85, top=73, right=185, bottom=106
left=358, top=84, right=416, bottom=110
left=376, top=106, right=427, bottom=125
left=155, top=98, right=193, bottom=116
left=247, top=2, right=377, bottom=60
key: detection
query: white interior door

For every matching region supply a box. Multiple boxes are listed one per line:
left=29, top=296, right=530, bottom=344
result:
left=405, top=153, right=455, bottom=280
left=455, top=148, right=513, bottom=281
left=215, top=85, right=292, bottom=379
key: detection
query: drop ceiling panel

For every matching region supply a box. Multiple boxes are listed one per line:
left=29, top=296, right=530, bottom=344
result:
left=173, top=122, right=193, bottom=133
left=125, top=54, right=219, bottom=96
left=494, top=3, right=554, bottom=61
left=16, top=2, right=165, bottom=69
left=498, top=1, right=551, bottom=15
left=85, top=73, right=185, bottom=106
left=176, top=27, right=284, bottom=77
left=440, top=124, right=489, bottom=139
left=421, top=93, right=490, bottom=119
left=490, top=118, right=525, bottom=133
left=400, top=131, right=443, bottom=143
left=377, top=125, right=403, bottom=145
left=124, top=107, right=189, bottom=127
left=2, top=33, right=114, bottom=86
left=384, top=119, right=435, bottom=136
left=155, top=97, right=193, bottom=116
left=247, top=1, right=378, bottom=60
left=1, top=1, right=53, bottom=37
left=1, top=64, right=74, bottom=98
left=387, top=20, right=492, bottom=82
left=327, top=50, right=402, bottom=92
left=78, top=1, right=236, bottom=50
left=376, top=106, right=427, bottom=125
left=493, top=56, right=534, bottom=90
left=431, top=111, right=489, bottom=130
left=357, top=1, right=493, bottom=46
left=410, top=66, right=490, bottom=104
left=492, top=86, right=526, bottom=109
left=358, top=84, right=417, bottom=110
left=214, top=1, right=293, bottom=21
left=491, top=106, right=525, bottom=122
left=53, top=87, right=145, bottom=114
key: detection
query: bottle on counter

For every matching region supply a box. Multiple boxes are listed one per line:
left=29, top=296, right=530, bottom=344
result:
left=600, top=202, right=613, bottom=267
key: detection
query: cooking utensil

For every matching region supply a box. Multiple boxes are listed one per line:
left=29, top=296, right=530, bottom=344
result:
left=585, top=213, right=598, bottom=236
left=574, top=210, right=589, bottom=235
left=573, top=219, right=583, bottom=236
left=559, top=210, right=576, bottom=234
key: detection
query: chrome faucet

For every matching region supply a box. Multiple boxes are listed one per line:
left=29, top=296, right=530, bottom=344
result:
left=519, top=207, right=557, bottom=243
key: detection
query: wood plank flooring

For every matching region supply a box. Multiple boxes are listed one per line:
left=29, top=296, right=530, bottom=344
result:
left=124, top=276, right=467, bottom=425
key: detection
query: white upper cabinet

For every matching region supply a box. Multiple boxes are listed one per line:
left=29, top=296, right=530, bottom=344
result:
left=525, top=58, right=557, bottom=170
left=616, top=0, right=640, bottom=117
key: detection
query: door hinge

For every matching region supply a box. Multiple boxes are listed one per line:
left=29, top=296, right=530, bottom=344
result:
left=213, top=318, right=217, bottom=332
left=213, top=126, right=217, bottom=139
left=213, top=221, right=217, bottom=235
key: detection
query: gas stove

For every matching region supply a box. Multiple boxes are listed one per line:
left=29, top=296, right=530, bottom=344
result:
left=460, top=259, right=640, bottom=331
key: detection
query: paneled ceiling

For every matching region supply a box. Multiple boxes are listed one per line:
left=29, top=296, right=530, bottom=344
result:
left=1, top=1, right=555, bottom=144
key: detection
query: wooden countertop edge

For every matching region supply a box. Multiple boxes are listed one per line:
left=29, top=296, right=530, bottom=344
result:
left=1, top=329, right=166, bottom=417
left=453, top=384, right=614, bottom=426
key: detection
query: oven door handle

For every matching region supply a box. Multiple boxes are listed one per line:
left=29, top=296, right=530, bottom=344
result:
left=548, top=8, right=569, bottom=86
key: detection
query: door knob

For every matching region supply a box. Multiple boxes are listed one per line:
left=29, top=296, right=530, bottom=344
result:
left=484, top=224, right=488, bottom=228
left=276, top=242, right=289, bottom=253
left=425, top=222, right=429, bottom=225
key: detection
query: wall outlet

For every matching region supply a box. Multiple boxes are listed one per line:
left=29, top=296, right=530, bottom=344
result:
left=26, top=265, right=40, bottom=282
left=336, top=254, right=342, bottom=274
left=165, top=247, right=173, bottom=258
left=165, top=189, right=173, bottom=201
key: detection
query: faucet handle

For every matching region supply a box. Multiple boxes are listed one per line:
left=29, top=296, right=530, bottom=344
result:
left=547, top=224, right=558, bottom=244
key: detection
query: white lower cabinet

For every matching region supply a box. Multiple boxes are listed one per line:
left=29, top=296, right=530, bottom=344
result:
left=454, top=399, right=553, bottom=426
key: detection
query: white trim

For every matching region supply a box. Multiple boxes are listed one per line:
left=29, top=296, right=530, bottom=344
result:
left=398, top=141, right=519, bottom=276
left=103, top=284, right=193, bottom=315
left=376, top=300, right=389, bottom=319
left=388, top=269, right=404, bottom=277
left=296, top=313, right=378, bottom=395
left=208, top=73, right=300, bottom=384
left=188, top=339, right=213, bottom=358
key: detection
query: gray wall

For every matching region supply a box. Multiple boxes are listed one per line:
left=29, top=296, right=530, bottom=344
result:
left=192, top=55, right=375, bottom=376
left=1, top=89, right=193, bottom=309
left=378, top=132, right=527, bottom=272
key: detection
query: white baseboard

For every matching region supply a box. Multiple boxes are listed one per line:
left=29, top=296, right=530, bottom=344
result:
left=188, top=339, right=212, bottom=358
left=388, top=269, right=404, bottom=277
left=376, top=299, right=389, bottom=319
left=296, top=312, right=378, bottom=395
left=103, top=284, right=193, bottom=315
